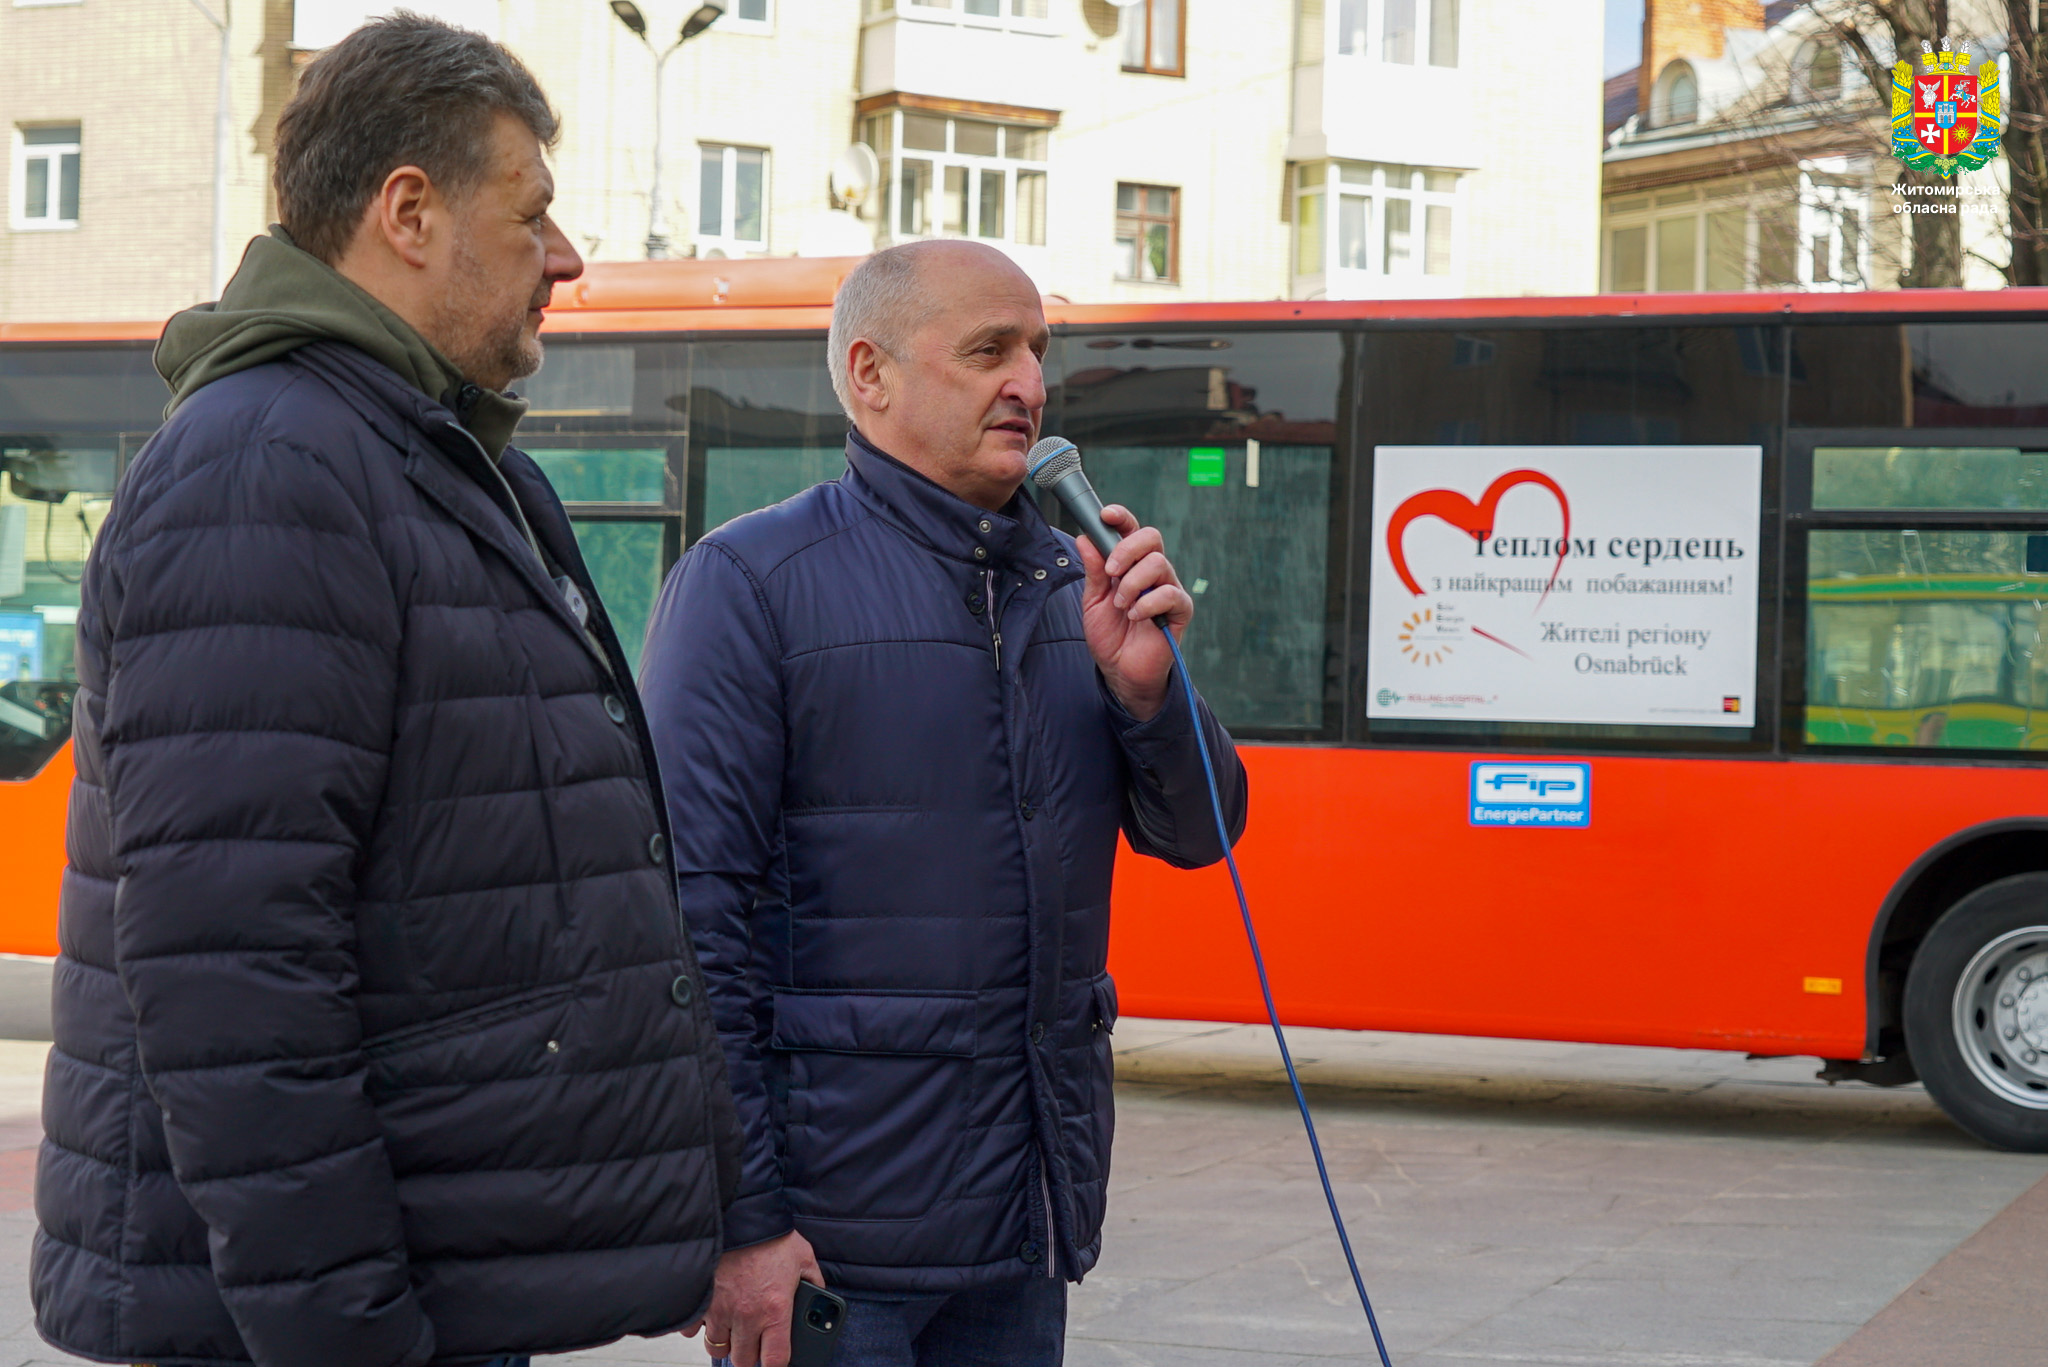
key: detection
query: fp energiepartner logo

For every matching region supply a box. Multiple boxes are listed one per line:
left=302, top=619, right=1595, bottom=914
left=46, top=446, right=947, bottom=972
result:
left=1893, top=38, right=2003, bottom=177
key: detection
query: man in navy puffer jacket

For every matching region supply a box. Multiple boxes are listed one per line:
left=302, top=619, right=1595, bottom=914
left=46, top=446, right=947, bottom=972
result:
left=640, top=240, right=1249, bottom=1367
left=33, top=17, right=739, bottom=1367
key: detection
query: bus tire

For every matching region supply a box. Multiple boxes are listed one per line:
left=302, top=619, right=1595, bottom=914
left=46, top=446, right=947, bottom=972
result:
left=1905, top=873, right=2048, bottom=1152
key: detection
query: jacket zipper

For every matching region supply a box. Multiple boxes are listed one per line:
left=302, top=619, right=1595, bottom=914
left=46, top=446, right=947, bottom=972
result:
left=448, top=424, right=616, bottom=683
left=985, top=568, right=1003, bottom=674
left=1039, top=1147, right=1057, bottom=1279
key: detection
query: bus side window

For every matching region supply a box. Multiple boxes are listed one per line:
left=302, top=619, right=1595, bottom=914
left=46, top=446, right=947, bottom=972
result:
left=1048, top=330, right=1344, bottom=739
left=1, top=445, right=115, bottom=780
left=1807, top=529, right=2048, bottom=753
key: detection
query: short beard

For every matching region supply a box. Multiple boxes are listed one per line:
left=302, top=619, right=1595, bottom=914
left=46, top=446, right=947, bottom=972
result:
left=435, top=229, right=543, bottom=392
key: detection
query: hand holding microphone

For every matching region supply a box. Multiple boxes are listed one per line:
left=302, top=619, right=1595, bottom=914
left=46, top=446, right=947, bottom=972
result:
left=1029, top=437, right=1193, bottom=722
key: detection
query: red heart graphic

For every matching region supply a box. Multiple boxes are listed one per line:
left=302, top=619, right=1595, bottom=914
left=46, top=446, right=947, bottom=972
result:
left=1387, top=470, right=1570, bottom=608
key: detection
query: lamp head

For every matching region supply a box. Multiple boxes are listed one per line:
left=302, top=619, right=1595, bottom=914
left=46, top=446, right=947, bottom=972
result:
left=608, top=1, right=649, bottom=37
left=682, top=0, right=727, bottom=38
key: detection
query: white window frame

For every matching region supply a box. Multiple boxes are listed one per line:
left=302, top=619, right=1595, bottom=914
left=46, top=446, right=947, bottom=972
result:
left=716, top=0, right=775, bottom=35
left=695, top=144, right=770, bottom=256
left=869, top=110, right=1050, bottom=249
left=877, top=0, right=1056, bottom=37
left=1329, top=0, right=1458, bottom=68
left=11, top=125, right=80, bottom=232
left=1294, top=160, right=1459, bottom=281
left=1601, top=165, right=1872, bottom=294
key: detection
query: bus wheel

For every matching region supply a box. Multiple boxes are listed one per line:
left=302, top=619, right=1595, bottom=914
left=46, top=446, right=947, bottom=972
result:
left=1905, top=873, right=2048, bottom=1151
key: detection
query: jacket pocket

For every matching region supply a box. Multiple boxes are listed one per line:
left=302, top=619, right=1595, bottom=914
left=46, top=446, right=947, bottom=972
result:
left=771, top=990, right=976, bottom=1222
left=1091, top=972, right=1119, bottom=1037
left=1068, top=971, right=1120, bottom=1229
left=361, top=982, right=577, bottom=1092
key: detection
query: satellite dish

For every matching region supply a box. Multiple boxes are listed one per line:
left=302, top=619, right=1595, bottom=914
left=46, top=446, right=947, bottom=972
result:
left=830, top=143, right=881, bottom=212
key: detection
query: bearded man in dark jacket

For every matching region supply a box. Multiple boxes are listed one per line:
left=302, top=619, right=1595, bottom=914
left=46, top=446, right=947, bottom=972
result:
left=639, top=240, right=1250, bottom=1367
left=31, top=17, right=739, bottom=1367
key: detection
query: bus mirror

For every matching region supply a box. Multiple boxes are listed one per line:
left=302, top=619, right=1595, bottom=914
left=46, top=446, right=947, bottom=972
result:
left=1, top=446, right=80, bottom=504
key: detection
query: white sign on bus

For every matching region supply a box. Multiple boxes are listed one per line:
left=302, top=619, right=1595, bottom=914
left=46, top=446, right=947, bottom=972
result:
left=1366, top=445, right=1763, bottom=729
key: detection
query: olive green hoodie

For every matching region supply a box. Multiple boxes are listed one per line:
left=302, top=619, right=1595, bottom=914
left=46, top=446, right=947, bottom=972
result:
left=153, top=226, right=526, bottom=458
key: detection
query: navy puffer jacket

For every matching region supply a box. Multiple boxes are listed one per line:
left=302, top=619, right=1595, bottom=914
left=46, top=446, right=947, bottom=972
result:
left=639, top=433, right=1246, bottom=1291
left=33, top=342, right=740, bottom=1366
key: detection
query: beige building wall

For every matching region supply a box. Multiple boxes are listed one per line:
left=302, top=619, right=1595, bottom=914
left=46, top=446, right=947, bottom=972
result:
left=1, top=0, right=1603, bottom=321
left=0, top=0, right=289, bottom=323
left=504, top=0, right=853, bottom=265
left=1461, top=2, right=1603, bottom=297
left=1043, top=0, right=1296, bottom=302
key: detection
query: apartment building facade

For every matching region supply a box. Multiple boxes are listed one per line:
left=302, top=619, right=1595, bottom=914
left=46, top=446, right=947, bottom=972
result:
left=1600, top=0, right=2012, bottom=295
left=1, top=0, right=1601, bottom=322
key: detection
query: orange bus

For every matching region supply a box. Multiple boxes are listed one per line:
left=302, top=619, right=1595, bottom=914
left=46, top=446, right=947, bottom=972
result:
left=10, top=262, right=2048, bottom=1150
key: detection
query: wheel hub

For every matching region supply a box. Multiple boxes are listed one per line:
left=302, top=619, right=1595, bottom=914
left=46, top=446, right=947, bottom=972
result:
left=1954, top=928, right=2048, bottom=1109
left=2015, top=976, right=2048, bottom=1054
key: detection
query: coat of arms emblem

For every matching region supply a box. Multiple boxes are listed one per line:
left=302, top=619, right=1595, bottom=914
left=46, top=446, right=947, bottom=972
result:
left=1892, top=39, right=2003, bottom=176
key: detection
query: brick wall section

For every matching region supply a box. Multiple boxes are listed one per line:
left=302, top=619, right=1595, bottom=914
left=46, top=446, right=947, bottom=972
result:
left=1639, top=0, right=1764, bottom=115
left=0, top=0, right=287, bottom=323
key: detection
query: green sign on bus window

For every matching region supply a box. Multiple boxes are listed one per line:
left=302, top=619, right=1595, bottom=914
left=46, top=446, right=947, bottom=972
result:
left=1188, top=448, right=1226, bottom=486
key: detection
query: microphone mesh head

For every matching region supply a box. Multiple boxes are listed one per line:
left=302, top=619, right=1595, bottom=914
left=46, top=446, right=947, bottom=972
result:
left=1028, top=437, right=1081, bottom=489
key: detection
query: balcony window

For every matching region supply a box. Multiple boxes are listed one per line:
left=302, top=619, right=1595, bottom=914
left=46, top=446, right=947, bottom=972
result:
left=893, top=0, right=1049, bottom=20
left=1294, top=161, right=1457, bottom=278
left=1121, top=0, right=1183, bottom=76
left=1332, top=0, right=1456, bottom=66
left=1601, top=167, right=1869, bottom=294
left=865, top=111, right=1049, bottom=247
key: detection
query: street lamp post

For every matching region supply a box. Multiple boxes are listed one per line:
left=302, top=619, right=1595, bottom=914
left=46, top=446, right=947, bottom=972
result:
left=186, top=0, right=231, bottom=298
left=608, top=1, right=728, bottom=259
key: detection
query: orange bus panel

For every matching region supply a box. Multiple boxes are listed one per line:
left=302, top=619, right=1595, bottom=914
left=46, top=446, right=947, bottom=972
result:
left=0, top=742, right=68, bottom=958
left=1109, top=746, right=2048, bottom=1059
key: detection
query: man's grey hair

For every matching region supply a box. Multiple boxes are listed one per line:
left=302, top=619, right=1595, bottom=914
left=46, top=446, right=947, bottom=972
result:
left=274, top=12, right=559, bottom=263
left=828, top=244, right=945, bottom=421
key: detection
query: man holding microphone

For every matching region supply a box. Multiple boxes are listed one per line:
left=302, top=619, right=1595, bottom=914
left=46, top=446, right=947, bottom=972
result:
left=640, top=239, right=1247, bottom=1366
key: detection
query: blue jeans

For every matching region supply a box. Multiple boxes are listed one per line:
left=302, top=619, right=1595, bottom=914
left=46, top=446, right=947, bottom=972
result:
left=712, top=1276, right=1066, bottom=1367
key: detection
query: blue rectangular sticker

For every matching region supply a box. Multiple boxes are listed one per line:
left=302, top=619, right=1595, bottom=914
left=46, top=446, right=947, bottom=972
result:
left=1470, top=762, right=1591, bottom=828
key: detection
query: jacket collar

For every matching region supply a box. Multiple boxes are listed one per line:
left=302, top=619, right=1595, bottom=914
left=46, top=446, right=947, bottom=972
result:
left=842, top=429, right=1073, bottom=578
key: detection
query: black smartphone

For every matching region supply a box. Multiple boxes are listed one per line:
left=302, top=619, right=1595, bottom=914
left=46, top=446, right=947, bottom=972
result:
left=788, top=1279, right=847, bottom=1367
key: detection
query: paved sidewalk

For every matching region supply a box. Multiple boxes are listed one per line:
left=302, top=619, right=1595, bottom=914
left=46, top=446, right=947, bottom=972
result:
left=0, top=1020, right=2042, bottom=1366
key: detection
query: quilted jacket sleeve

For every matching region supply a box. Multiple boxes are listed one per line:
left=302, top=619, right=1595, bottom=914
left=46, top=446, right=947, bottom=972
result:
left=638, top=541, right=794, bottom=1250
left=98, top=433, right=429, bottom=1367
left=1109, top=672, right=1249, bottom=870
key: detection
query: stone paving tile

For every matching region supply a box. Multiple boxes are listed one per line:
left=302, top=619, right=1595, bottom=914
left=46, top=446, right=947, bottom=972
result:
left=1, top=1023, right=2044, bottom=1367
left=1816, top=1158, right=2048, bottom=1365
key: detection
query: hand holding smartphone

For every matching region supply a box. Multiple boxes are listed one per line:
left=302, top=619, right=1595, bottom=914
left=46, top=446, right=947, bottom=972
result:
left=711, top=1279, right=846, bottom=1367
left=788, top=1280, right=846, bottom=1367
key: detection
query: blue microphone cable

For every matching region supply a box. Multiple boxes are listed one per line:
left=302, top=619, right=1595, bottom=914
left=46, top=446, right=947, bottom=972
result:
left=1160, top=624, right=1396, bottom=1367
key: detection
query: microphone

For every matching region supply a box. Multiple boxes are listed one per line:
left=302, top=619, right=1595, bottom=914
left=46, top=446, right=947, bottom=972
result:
left=1025, top=444, right=1392, bottom=1362
left=1026, top=436, right=1119, bottom=557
